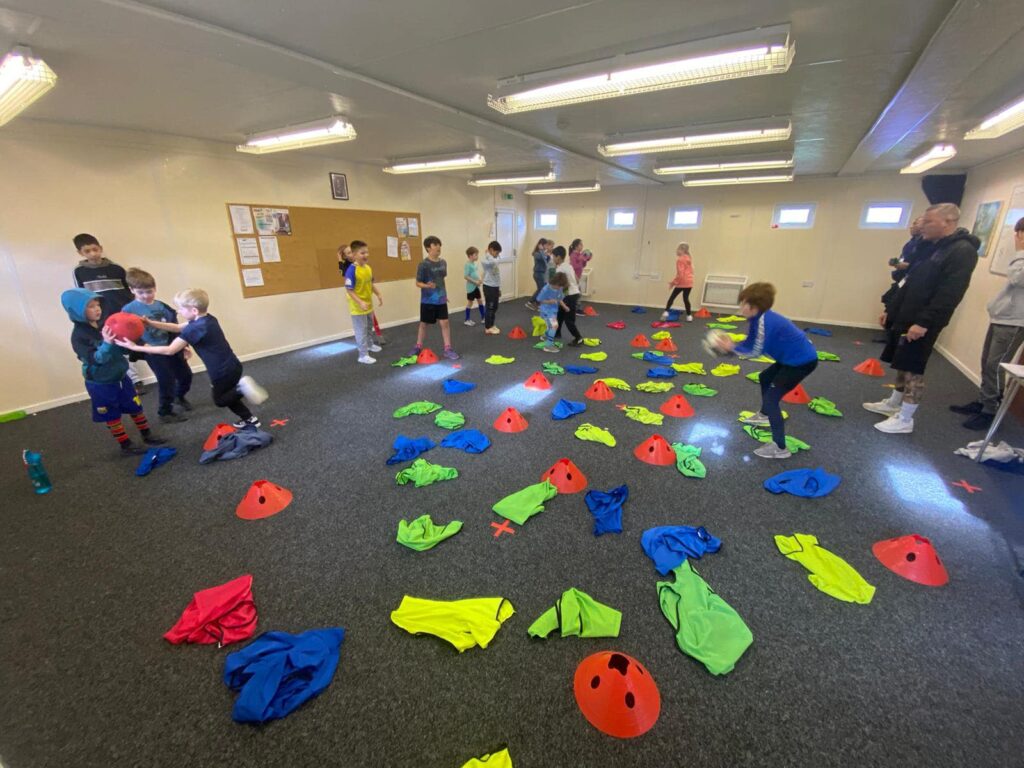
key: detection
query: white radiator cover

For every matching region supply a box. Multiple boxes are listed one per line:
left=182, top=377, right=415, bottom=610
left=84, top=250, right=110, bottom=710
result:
left=578, top=267, right=593, bottom=297
left=701, top=274, right=748, bottom=308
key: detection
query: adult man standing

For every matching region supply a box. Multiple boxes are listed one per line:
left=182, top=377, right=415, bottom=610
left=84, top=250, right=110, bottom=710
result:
left=950, top=216, right=1024, bottom=430
left=864, top=203, right=979, bottom=434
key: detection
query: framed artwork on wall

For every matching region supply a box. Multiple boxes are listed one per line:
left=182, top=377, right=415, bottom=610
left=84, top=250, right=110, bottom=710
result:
left=990, top=184, right=1024, bottom=276
left=330, top=173, right=349, bottom=201
left=971, top=200, right=1002, bottom=258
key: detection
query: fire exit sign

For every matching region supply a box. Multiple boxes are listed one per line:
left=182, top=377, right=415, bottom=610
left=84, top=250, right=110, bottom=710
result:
left=501, top=193, right=514, bottom=200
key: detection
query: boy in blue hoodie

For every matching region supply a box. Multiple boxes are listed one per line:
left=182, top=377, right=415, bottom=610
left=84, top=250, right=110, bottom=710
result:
left=61, top=288, right=166, bottom=455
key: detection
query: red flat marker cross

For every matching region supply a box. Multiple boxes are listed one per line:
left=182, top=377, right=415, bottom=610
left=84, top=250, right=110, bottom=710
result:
left=491, top=519, right=515, bottom=538
left=270, top=419, right=289, bottom=427
left=951, top=479, right=982, bottom=494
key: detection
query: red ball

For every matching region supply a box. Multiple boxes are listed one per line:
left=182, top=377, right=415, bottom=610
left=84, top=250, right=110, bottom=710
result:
left=104, top=312, right=145, bottom=342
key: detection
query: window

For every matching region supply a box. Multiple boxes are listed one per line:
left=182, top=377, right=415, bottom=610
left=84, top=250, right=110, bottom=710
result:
left=861, top=201, right=912, bottom=229
left=772, top=203, right=816, bottom=229
left=607, top=207, right=637, bottom=230
left=667, top=206, right=702, bottom=229
left=534, top=210, right=558, bottom=230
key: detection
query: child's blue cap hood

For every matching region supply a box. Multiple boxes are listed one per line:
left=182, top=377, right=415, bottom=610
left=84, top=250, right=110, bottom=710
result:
left=61, top=288, right=99, bottom=322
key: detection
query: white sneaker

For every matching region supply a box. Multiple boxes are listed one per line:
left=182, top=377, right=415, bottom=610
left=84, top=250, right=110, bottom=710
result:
left=686, top=314, right=694, bottom=322
left=486, top=327, right=501, bottom=335
left=754, top=442, right=792, bottom=459
left=237, top=375, right=269, bottom=405
left=741, top=412, right=770, bottom=426
left=357, top=355, right=377, bottom=364
left=660, top=311, right=669, bottom=321
left=863, top=400, right=899, bottom=416
left=874, top=415, right=913, bottom=434
left=369, top=344, right=382, bottom=352
left=464, top=319, right=476, bottom=326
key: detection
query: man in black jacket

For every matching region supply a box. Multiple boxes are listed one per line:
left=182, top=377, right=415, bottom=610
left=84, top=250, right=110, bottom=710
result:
left=863, top=203, right=979, bottom=434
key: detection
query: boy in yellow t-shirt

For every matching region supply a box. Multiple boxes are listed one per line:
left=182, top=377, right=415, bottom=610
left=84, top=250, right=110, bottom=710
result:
left=345, top=240, right=384, bottom=364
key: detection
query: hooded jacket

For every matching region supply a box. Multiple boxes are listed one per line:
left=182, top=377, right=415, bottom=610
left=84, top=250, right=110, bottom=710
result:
left=987, top=252, right=1024, bottom=327
left=885, top=228, right=979, bottom=330
left=61, top=288, right=128, bottom=384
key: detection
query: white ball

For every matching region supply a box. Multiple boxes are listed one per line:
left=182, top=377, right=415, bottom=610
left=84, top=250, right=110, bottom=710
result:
left=702, top=329, right=732, bottom=357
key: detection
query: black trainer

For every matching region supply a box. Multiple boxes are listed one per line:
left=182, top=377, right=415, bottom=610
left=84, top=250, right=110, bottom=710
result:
left=569, top=337, right=584, bottom=347
left=962, top=412, right=994, bottom=431
left=949, top=400, right=983, bottom=415
left=120, top=440, right=149, bottom=456
left=159, top=411, right=188, bottom=423
left=142, top=434, right=168, bottom=445
left=233, top=416, right=261, bottom=429
left=175, top=396, right=194, bottom=411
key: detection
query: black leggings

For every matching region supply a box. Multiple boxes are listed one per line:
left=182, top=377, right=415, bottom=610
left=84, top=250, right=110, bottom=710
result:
left=211, top=362, right=253, bottom=420
left=483, top=285, right=501, bottom=329
left=555, top=293, right=581, bottom=340
left=665, top=287, right=692, bottom=314
left=760, top=359, right=818, bottom=448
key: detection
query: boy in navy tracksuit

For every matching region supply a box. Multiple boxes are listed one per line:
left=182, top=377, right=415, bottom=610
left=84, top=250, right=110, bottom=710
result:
left=61, top=288, right=166, bottom=455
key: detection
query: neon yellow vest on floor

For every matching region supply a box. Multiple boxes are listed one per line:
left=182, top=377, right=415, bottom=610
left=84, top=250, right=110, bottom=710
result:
left=391, top=596, right=515, bottom=652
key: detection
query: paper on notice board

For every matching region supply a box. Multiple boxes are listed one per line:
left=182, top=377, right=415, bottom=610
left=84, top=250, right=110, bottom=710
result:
left=407, top=217, right=419, bottom=236
left=395, top=217, right=408, bottom=237
left=229, top=205, right=254, bottom=235
left=242, top=268, right=264, bottom=287
left=253, top=207, right=292, bottom=236
left=259, top=236, right=281, bottom=262
left=400, top=241, right=411, bottom=261
left=386, top=236, right=399, bottom=258
left=236, top=237, right=260, bottom=265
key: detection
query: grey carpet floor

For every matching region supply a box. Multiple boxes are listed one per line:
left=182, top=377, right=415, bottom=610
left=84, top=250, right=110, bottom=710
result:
left=2, top=300, right=1023, bottom=768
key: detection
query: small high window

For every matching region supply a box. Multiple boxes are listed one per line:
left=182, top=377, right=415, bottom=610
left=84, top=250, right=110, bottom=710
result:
left=667, top=206, right=702, bottom=229
left=772, top=203, right=816, bottom=229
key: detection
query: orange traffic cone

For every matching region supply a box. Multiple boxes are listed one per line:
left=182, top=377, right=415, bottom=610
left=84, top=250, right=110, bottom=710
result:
left=508, top=326, right=527, bottom=339
left=236, top=480, right=293, bottom=520
left=654, top=337, right=677, bottom=353
left=854, top=358, right=885, bottom=377
left=494, top=407, right=528, bottom=433
left=524, top=371, right=552, bottom=390
left=585, top=381, right=615, bottom=401
left=630, top=334, right=650, bottom=348
left=872, top=534, right=949, bottom=587
left=660, top=395, right=694, bottom=418
left=417, top=348, right=438, bottom=364
left=582, top=305, right=598, bottom=317
left=203, top=423, right=237, bottom=451
left=694, top=307, right=712, bottom=319
left=541, top=457, right=588, bottom=493
left=781, top=383, right=811, bottom=404
left=634, top=434, right=676, bottom=465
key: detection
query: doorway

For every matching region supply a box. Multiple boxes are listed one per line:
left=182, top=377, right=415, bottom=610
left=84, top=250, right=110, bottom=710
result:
left=495, top=208, right=517, bottom=300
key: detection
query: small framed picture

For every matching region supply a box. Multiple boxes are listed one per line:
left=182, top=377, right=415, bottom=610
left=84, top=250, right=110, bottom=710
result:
left=330, top=172, right=349, bottom=201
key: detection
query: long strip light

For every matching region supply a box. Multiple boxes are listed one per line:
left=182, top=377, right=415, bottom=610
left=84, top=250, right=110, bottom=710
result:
left=682, top=173, right=793, bottom=187
left=899, top=144, right=957, bottom=174
left=0, top=46, right=58, bottom=128
left=383, top=152, right=486, bottom=174
left=236, top=116, right=356, bottom=154
left=468, top=169, right=555, bottom=187
left=654, top=153, right=793, bottom=175
left=488, top=26, right=794, bottom=114
left=524, top=181, right=601, bottom=195
left=599, top=119, right=791, bottom=157
left=964, top=93, right=1024, bottom=140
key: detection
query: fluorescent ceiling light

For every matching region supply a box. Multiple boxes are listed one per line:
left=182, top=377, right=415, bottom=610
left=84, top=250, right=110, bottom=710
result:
left=488, top=25, right=793, bottom=114
left=899, top=144, right=957, bottom=174
left=654, top=153, right=793, bottom=175
left=468, top=169, right=555, bottom=186
left=524, top=181, right=601, bottom=195
left=237, top=116, right=356, bottom=154
left=599, top=119, right=791, bottom=157
left=0, top=46, right=58, bottom=128
left=383, top=152, right=486, bottom=174
left=682, top=173, right=793, bottom=187
left=964, top=93, right=1024, bottom=140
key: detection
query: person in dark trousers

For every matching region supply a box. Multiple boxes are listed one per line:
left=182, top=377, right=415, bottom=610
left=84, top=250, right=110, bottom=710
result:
left=864, top=203, right=979, bottom=434
left=551, top=246, right=583, bottom=346
left=525, top=238, right=549, bottom=311
left=480, top=240, right=503, bottom=335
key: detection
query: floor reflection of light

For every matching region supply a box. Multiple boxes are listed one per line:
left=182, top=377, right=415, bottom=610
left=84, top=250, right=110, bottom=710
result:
left=494, top=381, right=556, bottom=408
left=402, top=363, right=460, bottom=382
left=683, top=421, right=731, bottom=456
left=301, top=340, right=354, bottom=358
left=885, top=463, right=966, bottom=515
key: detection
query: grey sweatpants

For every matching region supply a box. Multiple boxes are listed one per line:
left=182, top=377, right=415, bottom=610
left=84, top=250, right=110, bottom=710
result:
left=352, top=313, right=373, bottom=356
left=979, top=322, right=1024, bottom=413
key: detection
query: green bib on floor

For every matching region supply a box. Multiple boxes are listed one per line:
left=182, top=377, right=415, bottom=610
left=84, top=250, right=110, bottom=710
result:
left=637, top=381, right=674, bottom=393
left=492, top=480, right=558, bottom=524
left=651, top=330, right=672, bottom=340
left=748, top=354, right=775, bottom=363
left=622, top=405, right=663, bottom=425
left=683, top=383, right=717, bottom=397
left=707, top=322, right=737, bottom=330
left=393, top=401, right=442, bottom=418
left=672, top=362, right=706, bottom=375
left=746, top=371, right=761, bottom=382
left=775, top=533, right=875, bottom=604
left=582, top=338, right=601, bottom=346
left=543, top=361, right=565, bottom=375
left=672, top=443, right=706, bottom=478
left=486, top=355, right=515, bottom=364
left=460, top=748, right=513, bottom=768
left=711, top=363, right=741, bottom=377
left=395, top=458, right=459, bottom=487
left=534, top=340, right=563, bottom=350
left=817, top=350, right=841, bottom=362
left=574, top=423, right=616, bottom=447
left=435, top=410, right=466, bottom=429
left=598, top=377, right=630, bottom=390
left=808, top=397, right=843, bottom=417
left=531, top=316, right=547, bottom=336
left=528, top=588, right=622, bottom=639
left=742, top=425, right=809, bottom=453
left=391, top=355, right=417, bottom=367
left=580, top=351, right=607, bottom=361
left=717, top=315, right=745, bottom=323
left=391, top=596, right=514, bottom=652
left=396, top=515, right=463, bottom=551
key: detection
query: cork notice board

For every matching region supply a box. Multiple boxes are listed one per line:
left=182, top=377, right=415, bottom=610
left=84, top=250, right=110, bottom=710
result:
left=226, top=203, right=423, bottom=298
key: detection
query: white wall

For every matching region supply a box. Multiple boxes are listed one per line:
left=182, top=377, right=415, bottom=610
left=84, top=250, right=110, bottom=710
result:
left=0, top=121, right=496, bottom=413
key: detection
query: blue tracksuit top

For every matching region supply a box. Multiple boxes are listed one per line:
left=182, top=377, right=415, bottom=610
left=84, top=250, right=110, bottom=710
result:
left=734, top=310, right=817, bottom=366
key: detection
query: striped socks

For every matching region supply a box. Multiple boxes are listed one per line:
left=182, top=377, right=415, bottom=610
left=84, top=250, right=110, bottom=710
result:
left=107, top=419, right=130, bottom=446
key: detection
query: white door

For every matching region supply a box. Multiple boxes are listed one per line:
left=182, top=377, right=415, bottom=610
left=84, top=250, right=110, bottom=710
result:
left=495, top=208, right=517, bottom=300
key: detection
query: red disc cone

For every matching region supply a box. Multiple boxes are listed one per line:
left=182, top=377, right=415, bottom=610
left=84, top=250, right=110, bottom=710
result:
left=606, top=321, right=626, bottom=330
left=574, top=651, right=661, bottom=739
left=583, top=305, right=598, bottom=316
left=872, top=534, right=949, bottom=587
left=236, top=480, right=292, bottom=520
left=494, top=407, right=528, bottom=433
left=660, top=395, right=694, bottom=418
left=540, top=457, right=588, bottom=493
left=203, top=423, right=237, bottom=451
left=416, top=348, right=439, bottom=364
left=854, top=357, right=885, bottom=376
left=524, top=371, right=552, bottom=390
left=654, top=337, right=677, bottom=353
left=630, top=334, right=650, bottom=348
left=634, top=434, right=676, bottom=465
left=781, top=383, right=811, bottom=404
left=508, top=326, right=527, bottom=339
left=585, top=381, right=615, bottom=401
left=694, top=307, right=712, bottom=319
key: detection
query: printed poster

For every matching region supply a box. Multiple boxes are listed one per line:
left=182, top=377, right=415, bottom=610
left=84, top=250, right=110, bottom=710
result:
left=407, top=217, right=419, bottom=237
left=253, top=207, right=292, bottom=236
left=400, top=241, right=411, bottom=261
left=386, top=236, right=399, bottom=259
left=395, top=217, right=408, bottom=237
left=242, top=267, right=265, bottom=287
left=259, top=236, right=281, bottom=263
left=229, top=205, right=254, bottom=235
left=236, top=237, right=260, bottom=266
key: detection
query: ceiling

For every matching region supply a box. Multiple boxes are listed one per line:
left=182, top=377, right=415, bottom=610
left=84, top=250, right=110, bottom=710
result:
left=3, top=0, right=1024, bottom=185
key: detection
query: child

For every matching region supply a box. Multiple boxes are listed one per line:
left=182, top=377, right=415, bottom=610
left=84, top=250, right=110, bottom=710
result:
left=662, top=242, right=694, bottom=321
left=568, top=239, right=592, bottom=280
left=115, top=289, right=267, bottom=428
left=551, top=246, right=583, bottom=346
left=339, top=243, right=387, bottom=346
left=344, top=240, right=384, bottom=365
left=411, top=236, right=459, bottom=360
left=122, top=268, right=194, bottom=422
left=715, top=282, right=817, bottom=459
left=60, top=288, right=166, bottom=456
left=525, top=238, right=549, bottom=311
left=463, top=247, right=485, bottom=326
left=536, top=272, right=571, bottom=353
left=481, top=240, right=503, bottom=335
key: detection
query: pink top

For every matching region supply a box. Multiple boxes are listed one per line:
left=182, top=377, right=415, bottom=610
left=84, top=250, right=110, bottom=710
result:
left=671, top=253, right=694, bottom=288
left=570, top=249, right=591, bottom=279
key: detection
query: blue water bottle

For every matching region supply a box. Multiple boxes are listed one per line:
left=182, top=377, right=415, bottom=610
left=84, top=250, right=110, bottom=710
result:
left=23, top=450, right=52, bottom=494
